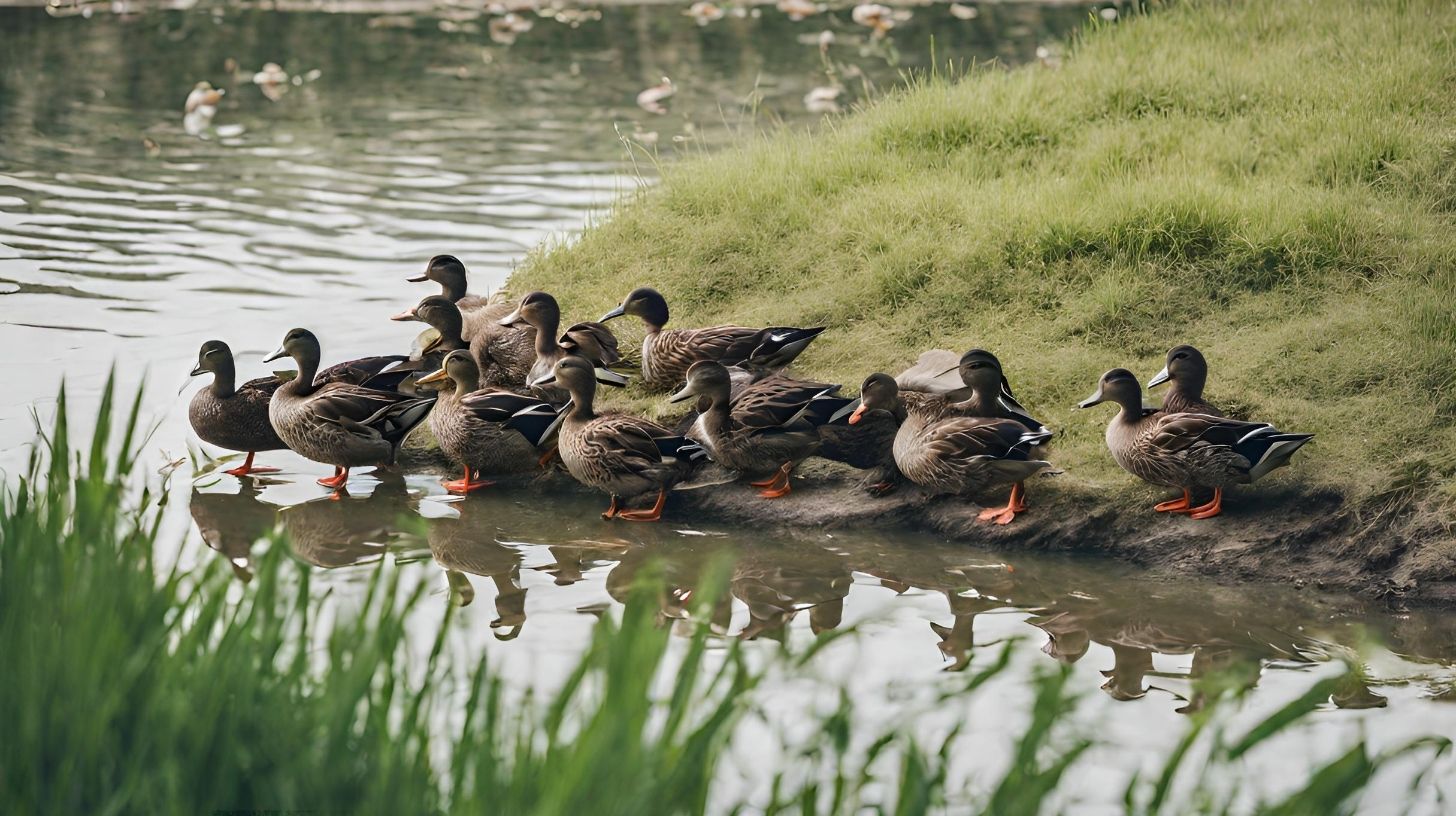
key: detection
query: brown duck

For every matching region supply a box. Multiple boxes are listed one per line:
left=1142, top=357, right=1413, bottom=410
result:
left=500, top=291, right=623, bottom=399
left=1078, top=368, right=1313, bottom=519
left=851, top=373, right=1052, bottom=524
left=599, top=287, right=825, bottom=392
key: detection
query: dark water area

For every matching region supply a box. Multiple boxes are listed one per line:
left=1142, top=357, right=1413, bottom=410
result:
left=3, top=1, right=1455, bottom=809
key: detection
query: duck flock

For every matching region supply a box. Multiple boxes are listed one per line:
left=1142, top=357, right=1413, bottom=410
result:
left=189, top=254, right=1313, bottom=524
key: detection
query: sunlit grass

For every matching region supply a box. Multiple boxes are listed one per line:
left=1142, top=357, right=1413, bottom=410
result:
left=512, top=0, right=1456, bottom=519
left=1, top=380, right=1449, bottom=813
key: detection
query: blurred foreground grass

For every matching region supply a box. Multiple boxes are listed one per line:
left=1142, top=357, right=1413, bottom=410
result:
left=0, top=379, right=1450, bottom=813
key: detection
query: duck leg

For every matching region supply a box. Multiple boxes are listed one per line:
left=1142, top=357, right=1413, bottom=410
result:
left=1154, top=489, right=1193, bottom=513
left=317, top=466, right=349, bottom=489
left=538, top=446, right=559, bottom=468
left=618, top=489, right=667, bottom=521
left=1187, top=488, right=1224, bottom=520
left=758, top=463, right=794, bottom=499
left=223, top=451, right=280, bottom=477
left=443, top=466, right=495, bottom=494
left=976, top=482, right=1025, bottom=525
left=601, top=495, right=621, bottom=520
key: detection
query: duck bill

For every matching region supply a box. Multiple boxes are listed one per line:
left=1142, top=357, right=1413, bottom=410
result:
left=830, top=398, right=861, bottom=425
left=529, top=372, right=557, bottom=388
left=416, top=368, right=449, bottom=386
left=598, top=304, right=626, bottom=322
left=189, top=364, right=206, bottom=377
left=1076, top=386, right=1105, bottom=409
left=594, top=368, right=629, bottom=388
left=263, top=347, right=288, bottom=363
left=390, top=308, right=418, bottom=322
left=1146, top=366, right=1171, bottom=389
left=667, top=383, right=696, bottom=403
left=847, top=404, right=869, bottom=425
left=405, top=272, right=429, bottom=283
left=498, top=306, right=525, bottom=327
left=934, top=365, right=960, bottom=377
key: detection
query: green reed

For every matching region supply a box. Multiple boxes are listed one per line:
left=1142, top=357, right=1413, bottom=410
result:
left=0, top=380, right=1448, bottom=815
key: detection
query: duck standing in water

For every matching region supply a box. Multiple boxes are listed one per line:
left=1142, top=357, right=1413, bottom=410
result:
left=599, top=287, right=825, bottom=392
left=668, top=361, right=852, bottom=498
left=531, top=356, right=699, bottom=521
left=264, top=328, right=435, bottom=493
left=1146, top=344, right=1223, bottom=416
left=850, top=374, right=1052, bottom=524
left=1077, top=369, right=1313, bottom=519
left=188, top=340, right=286, bottom=476
left=499, top=291, right=622, bottom=400
left=414, top=350, right=553, bottom=493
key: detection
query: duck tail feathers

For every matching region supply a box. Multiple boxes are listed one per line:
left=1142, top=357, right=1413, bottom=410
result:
left=748, top=326, right=826, bottom=369
left=1240, top=430, right=1314, bottom=482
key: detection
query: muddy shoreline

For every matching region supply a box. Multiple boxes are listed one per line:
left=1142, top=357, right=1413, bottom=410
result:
left=401, top=440, right=1456, bottom=609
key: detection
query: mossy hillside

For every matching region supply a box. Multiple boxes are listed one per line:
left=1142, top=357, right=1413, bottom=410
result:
left=511, top=0, right=1456, bottom=511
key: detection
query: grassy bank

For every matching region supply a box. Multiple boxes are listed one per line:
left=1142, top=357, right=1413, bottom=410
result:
left=512, top=0, right=1456, bottom=516
left=4, top=387, right=1451, bottom=812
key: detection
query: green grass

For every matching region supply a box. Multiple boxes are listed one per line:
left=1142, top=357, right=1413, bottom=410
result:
left=2, top=381, right=1451, bottom=814
left=510, top=0, right=1456, bottom=514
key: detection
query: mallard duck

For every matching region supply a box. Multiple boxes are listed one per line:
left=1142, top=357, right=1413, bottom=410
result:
left=532, top=356, right=698, bottom=521
left=189, top=340, right=287, bottom=476
left=924, top=348, right=1046, bottom=430
left=414, top=350, right=552, bottom=493
left=1077, top=369, right=1313, bottom=519
left=500, top=291, right=622, bottom=399
left=264, top=328, right=435, bottom=492
left=1147, top=345, right=1222, bottom=416
left=851, top=373, right=1053, bottom=524
left=599, top=287, right=825, bottom=392
left=667, top=361, right=851, bottom=498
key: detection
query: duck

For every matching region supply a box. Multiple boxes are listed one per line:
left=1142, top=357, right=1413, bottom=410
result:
left=1077, top=368, right=1314, bottom=519
left=850, top=373, right=1053, bottom=524
left=413, top=350, right=554, bottom=493
left=530, top=356, right=699, bottom=521
left=264, top=328, right=436, bottom=492
left=667, top=361, right=852, bottom=498
left=1147, top=345, right=1222, bottom=416
left=499, top=291, right=622, bottom=399
left=598, top=287, right=825, bottom=392
left=189, top=340, right=287, bottom=477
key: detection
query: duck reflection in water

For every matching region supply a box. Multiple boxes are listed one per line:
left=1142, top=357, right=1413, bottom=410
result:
left=190, top=482, right=279, bottom=582
left=278, top=473, right=411, bottom=568
left=424, top=507, right=556, bottom=638
left=731, top=547, right=852, bottom=640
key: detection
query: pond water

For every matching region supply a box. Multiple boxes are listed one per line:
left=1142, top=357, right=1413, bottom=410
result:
left=3, top=1, right=1455, bottom=811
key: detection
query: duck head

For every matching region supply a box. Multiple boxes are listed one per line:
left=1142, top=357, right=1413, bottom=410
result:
left=529, top=353, right=629, bottom=389
left=264, top=328, right=319, bottom=366
left=1148, top=344, right=1207, bottom=391
left=667, top=360, right=730, bottom=404
left=1077, top=368, right=1143, bottom=412
left=499, top=290, right=559, bottom=331
left=599, top=286, right=669, bottom=329
left=392, top=295, right=462, bottom=339
left=417, top=349, right=480, bottom=395
left=408, top=254, right=469, bottom=301
left=936, top=348, right=1003, bottom=392
left=191, top=339, right=233, bottom=377
left=848, top=372, right=899, bottom=424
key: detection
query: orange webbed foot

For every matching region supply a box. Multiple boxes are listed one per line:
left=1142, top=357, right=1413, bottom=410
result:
left=443, top=479, right=495, bottom=494
left=1155, top=489, right=1193, bottom=513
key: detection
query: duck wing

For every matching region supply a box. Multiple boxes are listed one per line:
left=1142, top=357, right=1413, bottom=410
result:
left=732, top=375, right=843, bottom=430
left=1151, top=412, right=1312, bottom=481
